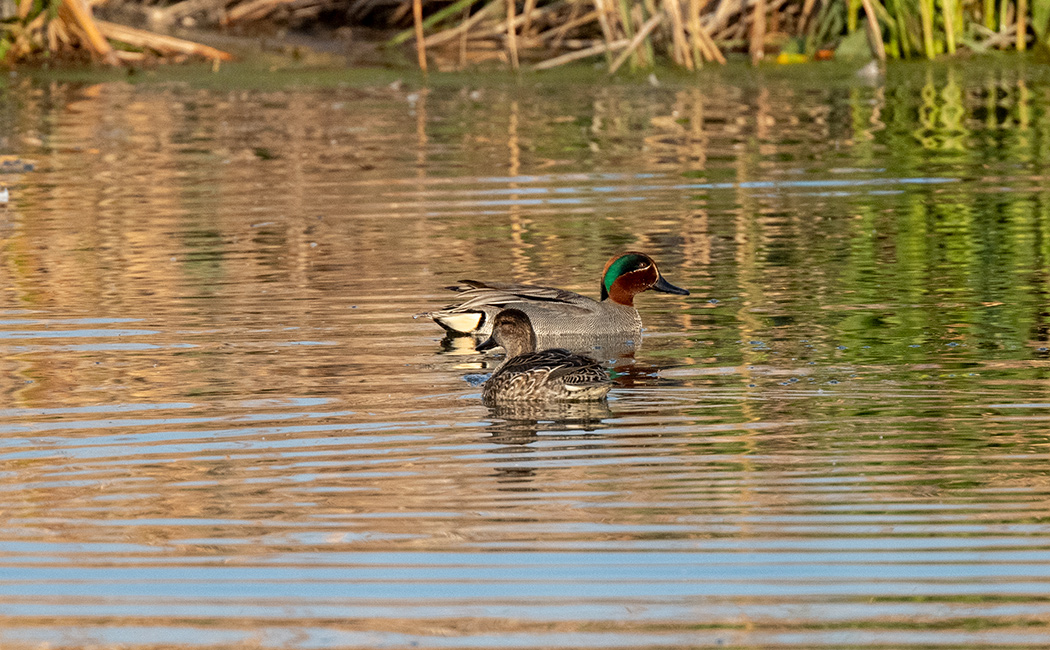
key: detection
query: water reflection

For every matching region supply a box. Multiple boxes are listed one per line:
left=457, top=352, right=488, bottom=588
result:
left=1, top=61, right=1050, bottom=647
left=486, top=400, right=613, bottom=446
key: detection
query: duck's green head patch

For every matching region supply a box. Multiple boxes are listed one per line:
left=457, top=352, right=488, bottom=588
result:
left=601, top=253, right=651, bottom=300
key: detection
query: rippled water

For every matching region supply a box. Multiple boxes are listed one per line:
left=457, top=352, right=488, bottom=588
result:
left=2, top=60, right=1050, bottom=648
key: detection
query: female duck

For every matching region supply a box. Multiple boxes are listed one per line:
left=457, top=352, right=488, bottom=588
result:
left=477, top=309, right=613, bottom=403
left=422, top=252, right=688, bottom=339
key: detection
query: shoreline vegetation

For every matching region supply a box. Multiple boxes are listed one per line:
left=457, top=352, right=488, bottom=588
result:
left=0, top=0, right=1047, bottom=69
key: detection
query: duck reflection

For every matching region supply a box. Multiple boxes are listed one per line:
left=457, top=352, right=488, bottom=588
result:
left=486, top=400, right=613, bottom=442
left=439, top=332, right=483, bottom=355
left=484, top=400, right=614, bottom=484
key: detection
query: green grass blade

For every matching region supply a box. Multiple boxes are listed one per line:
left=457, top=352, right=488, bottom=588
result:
left=1033, top=0, right=1050, bottom=39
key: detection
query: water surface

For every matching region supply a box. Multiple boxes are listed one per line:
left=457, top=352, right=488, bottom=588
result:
left=2, top=60, right=1050, bottom=648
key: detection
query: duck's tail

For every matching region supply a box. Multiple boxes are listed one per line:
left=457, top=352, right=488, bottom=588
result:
left=414, top=309, right=485, bottom=334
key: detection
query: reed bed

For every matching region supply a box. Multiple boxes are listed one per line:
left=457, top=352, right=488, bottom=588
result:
left=390, top=0, right=1050, bottom=70
left=1, top=0, right=1048, bottom=66
left=0, top=0, right=232, bottom=63
left=144, top=0, right=1050, bottom=68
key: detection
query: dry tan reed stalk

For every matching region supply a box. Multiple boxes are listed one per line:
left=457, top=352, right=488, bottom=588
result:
left=592, top=0, right=617, bottom=64
left=533, top=36, right=628, bottom=69
left=686, top=0, right=703, bottom=66
left=859, top=0, right=886, bottom=60
left=693, top=13, right=725, bottom=62
left=609, top=12, right=662, bottom=73
left=544, top=1, right=583, bottom=41
left=53, top=17, right=72, bottom=47
left=423, top=3, right=496, bottom=47
left=559, top=38, right=607, bottom=47
left=506, top=0, right=519, bottom=69
left=470, top=3, right=557, bottom=40
left=47, top=17, right=60, bottom=50
left=96, top=19, right=234, bottom=59
left=537, top=9, right=599, bottom=44
left=521, top=0, right=538, bottom=34
left=748, top=0, right=764, bottom=63
left=60, top=0, right=120, bottom=63
left=14, top=12, right=49, bottom=57
left=973, top=22, right=1016, bottom=48
left=415, top=0, right=822, bottom=72
left=459, top=5, right=470, bottom=66
left=224, top=0, right=288, bottom=23
left=1017, top=0, right=1027, bottom=50
left=413, top=0, right=427, bottom=70
left=708, top=0, right=736, bottom=34
left=663, top=0, right=693, bottom=69
left=703, top=0, right=789, bottom=40
left=113, top=49, right=149, bottom=62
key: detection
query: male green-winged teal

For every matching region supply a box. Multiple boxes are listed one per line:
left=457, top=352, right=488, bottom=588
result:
left=477, top=309, right=614, bottom=403
left=421, top=252, right=689, bottom=339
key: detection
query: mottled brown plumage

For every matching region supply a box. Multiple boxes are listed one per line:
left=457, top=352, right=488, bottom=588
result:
left=477, top=309, right=614, bottom=403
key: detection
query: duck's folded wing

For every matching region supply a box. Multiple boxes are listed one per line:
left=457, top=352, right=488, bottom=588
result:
left=417, top=282, right=592, bottom=334
left=560, top=366, right=614, bottom=386
left=496, top=351, right=565, bottom=376
left=443, top=281, right=586, bottom=311
left=504, top=350, right=611, bottom=385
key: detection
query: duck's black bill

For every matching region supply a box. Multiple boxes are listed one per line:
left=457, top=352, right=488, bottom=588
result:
left=652, top=275, right=690, bottom=296
left=475, top=336, right=499, bottom=352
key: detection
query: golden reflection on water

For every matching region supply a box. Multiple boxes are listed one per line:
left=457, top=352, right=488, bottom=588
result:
left=1, top=62, right=1050, bottom=647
